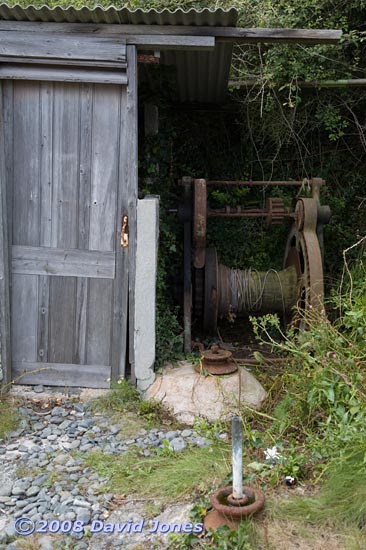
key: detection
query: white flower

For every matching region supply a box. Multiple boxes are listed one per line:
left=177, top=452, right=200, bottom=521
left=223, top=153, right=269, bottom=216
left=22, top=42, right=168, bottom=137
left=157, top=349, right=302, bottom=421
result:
left=264, top=446, right=281, bottom=461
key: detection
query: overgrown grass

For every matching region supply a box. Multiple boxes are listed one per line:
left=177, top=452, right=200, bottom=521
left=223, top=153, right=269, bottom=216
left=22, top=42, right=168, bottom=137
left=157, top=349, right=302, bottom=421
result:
left=89, top=379, right=177, bottom=430
left=277, top=440, right=366, bottom=530
left=84, top=442, right=231, bottom=503
left=0, top=398, right=19, bottom=439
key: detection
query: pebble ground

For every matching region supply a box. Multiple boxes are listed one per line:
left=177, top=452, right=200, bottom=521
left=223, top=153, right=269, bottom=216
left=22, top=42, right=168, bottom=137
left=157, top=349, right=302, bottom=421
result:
left=0, top=386, right=213, bottom=549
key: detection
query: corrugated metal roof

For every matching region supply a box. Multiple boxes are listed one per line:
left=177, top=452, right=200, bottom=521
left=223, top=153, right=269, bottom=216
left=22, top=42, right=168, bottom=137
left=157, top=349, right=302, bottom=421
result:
left=0, top=4, right=238, bottom=103
left=0, top=5, right=237, bottom=25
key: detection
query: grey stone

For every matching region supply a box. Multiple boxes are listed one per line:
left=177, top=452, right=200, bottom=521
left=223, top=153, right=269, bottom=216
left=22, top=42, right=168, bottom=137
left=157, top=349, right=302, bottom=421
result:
left=164, top=431, right=179, bottom=441
left=73, top=499, right=91, bottom=508
left=181, top=429, right=193, bottom=438
left=12, top=486, right=26, bottom=496
left=169, top=437, right=187, bottom=452
left=0, top=468, right=14, bottom=497
left=26, top=485, right=40, bottom=497
left=33, top=385, right=44, bottom=393
left=15, top=500, right=29, bottom=508
left=194, top=436, right=211, bottom=448
left=76, top=510, right=91, bottom=524
left=51, top=407, right=67, bottom=417
left=59, top=420, right=72, bottom=430
left=49, top=417, right=63, bottom=424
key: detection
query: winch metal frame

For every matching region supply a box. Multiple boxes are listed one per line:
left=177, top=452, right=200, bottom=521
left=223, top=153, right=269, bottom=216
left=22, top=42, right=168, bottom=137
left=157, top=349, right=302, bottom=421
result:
left=182, top=177, right=330, bottom=351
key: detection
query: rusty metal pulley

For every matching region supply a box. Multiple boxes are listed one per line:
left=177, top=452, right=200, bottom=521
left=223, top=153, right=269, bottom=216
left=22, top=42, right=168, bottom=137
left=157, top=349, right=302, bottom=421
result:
left=196, top=343, right=238, bottom=375
left=284, top=198, right=324, bottom=326
left=265, top=197, right=287, bottom=226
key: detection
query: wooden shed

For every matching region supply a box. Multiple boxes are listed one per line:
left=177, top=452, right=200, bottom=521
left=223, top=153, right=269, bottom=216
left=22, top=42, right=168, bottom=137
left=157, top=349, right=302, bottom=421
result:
left=0, top=4, right=341, bottom=391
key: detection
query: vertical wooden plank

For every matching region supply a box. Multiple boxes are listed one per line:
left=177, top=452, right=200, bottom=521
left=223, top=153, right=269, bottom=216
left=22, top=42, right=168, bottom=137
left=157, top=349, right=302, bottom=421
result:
left=89, top=84, right=119, bottom=253
left=49, top=82, right=80, bottom=362
left=37, top=82, right=53, bottom=363
left=86, top=279, right=113, bottom=366
left=0, top=83, right=11, bottom=387
left=51, top=82, right=79, bottom=249
left=111, top=85, right=128, bottom=381
left=49, top=276, right=77, bottom=364
left=2, top=81, right=13, bottom=257
left=74, top=83, right=93, bottom=365
left=127, top=45, right=138, bottom=382
left=13, top=81, right=41, bottom=247
left=86, top=84, right=119, bottom=366
left=11, top=82, right=41, bottom=367
left=11, top=274, right=38, bottom=364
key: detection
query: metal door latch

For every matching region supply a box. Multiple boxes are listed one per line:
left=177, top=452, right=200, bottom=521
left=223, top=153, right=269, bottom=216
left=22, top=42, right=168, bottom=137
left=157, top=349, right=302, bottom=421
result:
left=121, top=214, right=129, bottom=248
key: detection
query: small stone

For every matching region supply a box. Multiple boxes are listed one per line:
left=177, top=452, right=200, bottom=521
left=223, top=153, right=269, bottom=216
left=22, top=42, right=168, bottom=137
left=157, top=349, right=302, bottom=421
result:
left=73, top=499, right=91, bottom=508
left=169, top=437, right=187, bottom=452
left=51, top=407, right=67, bottom=417
left=194, top=436, right=211, bottom=448
left=12, top=486, right=26, bottom=497
left=26, top=486, right=40, bottom=497
left=15, top=500, right=29, bottom=508
left=59, top=420, right=72, bottom=430
left=76, top=510, right=91, bottom=524
left=34, top=385, right=44, bottom=393
left=49, top=417, right=63, bottom=425
left=164, top=431, right=179, bottom=441
left=181, top=429, right=193, bottom=438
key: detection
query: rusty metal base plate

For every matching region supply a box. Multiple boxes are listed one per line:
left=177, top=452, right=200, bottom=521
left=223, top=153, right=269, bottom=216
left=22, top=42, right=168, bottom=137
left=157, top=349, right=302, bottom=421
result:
left=204, top=509, right=240, bottom=531
left=195, top=361, right=238, bottom=375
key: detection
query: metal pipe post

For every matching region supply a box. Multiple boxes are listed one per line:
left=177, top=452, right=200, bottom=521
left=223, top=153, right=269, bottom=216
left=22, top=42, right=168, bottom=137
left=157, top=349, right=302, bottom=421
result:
left=232, top=416, right=243, bottom=499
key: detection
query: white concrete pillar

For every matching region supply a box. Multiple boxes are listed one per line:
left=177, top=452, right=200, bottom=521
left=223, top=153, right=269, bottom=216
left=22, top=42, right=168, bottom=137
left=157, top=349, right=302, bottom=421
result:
left=134, top=196, right=159, bottom=391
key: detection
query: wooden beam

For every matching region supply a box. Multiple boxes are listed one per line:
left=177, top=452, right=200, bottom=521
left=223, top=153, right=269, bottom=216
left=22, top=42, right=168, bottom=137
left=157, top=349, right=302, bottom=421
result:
left=12, top=245, right=115, bottom=279
left=12, top=361, right=111, bottom=388
left=0, top=82, right=11, bottom=390
left=127, top=45, right=138, bottom=383
left=0, top=31, right=126, bottom=63
left=0, top=64, right=128, bottom=85
left=0, top=21, right=342, bottom=45
left=131, top=35, right=214, bottom=50
left=229, top=78, right=366, bottom=89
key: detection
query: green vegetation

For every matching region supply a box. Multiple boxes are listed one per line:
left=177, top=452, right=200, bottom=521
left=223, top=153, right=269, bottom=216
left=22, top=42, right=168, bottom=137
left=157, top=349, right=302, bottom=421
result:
left=85, top=442, right=230, bottom=503
left=0, top=398, right=19, bottom=439
left=89, top=379, right=176, bottom=431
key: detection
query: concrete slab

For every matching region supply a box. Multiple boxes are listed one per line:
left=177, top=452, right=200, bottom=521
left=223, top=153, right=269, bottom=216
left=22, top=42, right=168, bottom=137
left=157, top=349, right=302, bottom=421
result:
left=134, top=197, right=159, bottom=391
left=145, top=361, right=267, bottom=425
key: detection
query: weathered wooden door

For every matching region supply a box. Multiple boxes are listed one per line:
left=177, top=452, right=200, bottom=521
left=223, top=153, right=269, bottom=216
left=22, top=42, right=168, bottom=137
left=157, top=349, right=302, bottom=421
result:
left=1, top=57, right=137, bottom=388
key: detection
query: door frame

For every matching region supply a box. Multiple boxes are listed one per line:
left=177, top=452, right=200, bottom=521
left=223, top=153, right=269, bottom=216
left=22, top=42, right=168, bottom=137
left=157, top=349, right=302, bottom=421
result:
left=0, top=44, right=138, bottom=390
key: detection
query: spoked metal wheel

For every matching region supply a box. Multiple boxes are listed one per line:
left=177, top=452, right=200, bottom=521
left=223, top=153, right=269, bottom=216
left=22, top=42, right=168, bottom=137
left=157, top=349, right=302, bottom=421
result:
left=284, top=198, right=324, bottom=326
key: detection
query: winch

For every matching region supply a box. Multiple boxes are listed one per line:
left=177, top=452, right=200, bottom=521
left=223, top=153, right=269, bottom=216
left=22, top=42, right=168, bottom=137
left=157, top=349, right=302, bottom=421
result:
left=178, top=177, right=331, bottom=353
